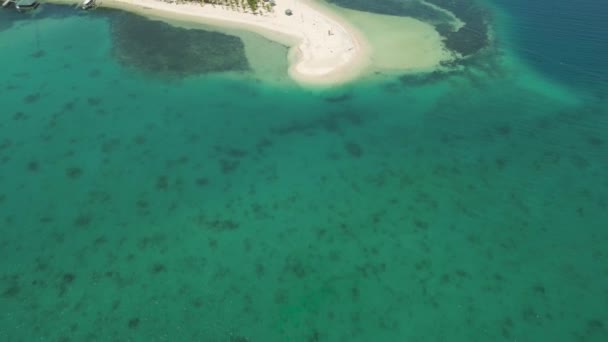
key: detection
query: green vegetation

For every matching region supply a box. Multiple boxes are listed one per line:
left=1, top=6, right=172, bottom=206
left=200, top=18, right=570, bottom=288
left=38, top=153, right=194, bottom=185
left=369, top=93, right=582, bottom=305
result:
left=247, top=0, right=258, bottom=11
left=198, top=0, right=274, bottom=14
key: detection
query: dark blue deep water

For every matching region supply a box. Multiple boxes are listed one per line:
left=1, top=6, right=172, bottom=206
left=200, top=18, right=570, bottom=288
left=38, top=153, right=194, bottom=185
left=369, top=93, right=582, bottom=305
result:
left=494, top=0, right=608, bottom=93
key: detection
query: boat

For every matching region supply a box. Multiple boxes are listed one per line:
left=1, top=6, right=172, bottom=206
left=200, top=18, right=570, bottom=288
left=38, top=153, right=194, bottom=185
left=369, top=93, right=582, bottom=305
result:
left=15, top=0, right=39, bottom=12
left=81, top=0, right=95, bottom=10
left=2, top=0, right=15, bottom=8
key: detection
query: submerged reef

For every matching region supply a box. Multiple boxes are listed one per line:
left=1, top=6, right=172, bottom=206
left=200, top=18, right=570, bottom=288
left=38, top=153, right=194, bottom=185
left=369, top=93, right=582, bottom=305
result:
left=106, top=10, right=251, bottom=76
left=1, top=5, right=251, bottom=76
left=327, top=0, right=490, bottom=57
left=429, top=0, right=490, bottom=56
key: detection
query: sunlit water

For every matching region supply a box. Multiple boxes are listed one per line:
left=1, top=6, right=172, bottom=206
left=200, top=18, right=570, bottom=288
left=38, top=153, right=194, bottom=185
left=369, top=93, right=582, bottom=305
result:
left=1, top=1, right=607, bottom=341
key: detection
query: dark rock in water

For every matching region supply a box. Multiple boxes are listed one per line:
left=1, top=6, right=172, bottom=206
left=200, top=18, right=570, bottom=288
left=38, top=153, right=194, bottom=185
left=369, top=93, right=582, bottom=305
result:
left=106, top=10, right=250, bottom=76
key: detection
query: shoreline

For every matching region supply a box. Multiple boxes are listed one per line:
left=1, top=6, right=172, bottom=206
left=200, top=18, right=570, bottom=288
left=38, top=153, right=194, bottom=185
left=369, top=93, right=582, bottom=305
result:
left=46, top=0, right=457, bottom=86
left=52, top=0, right=372, bottom=86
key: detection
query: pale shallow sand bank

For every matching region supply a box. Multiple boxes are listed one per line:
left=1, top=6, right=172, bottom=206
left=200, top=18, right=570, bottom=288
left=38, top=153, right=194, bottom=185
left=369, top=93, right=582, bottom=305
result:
left=335, top=6, right=455, bottom=75
left=52, top=0, right=369, bottom=85
left=51, top=0, right=455, bottom=86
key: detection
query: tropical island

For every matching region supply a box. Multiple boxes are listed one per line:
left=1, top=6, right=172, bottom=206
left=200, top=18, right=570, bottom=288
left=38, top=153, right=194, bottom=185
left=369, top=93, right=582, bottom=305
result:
left=51, top=0, right=473, bottom=85
left=199, top=0, right=276, bottom=14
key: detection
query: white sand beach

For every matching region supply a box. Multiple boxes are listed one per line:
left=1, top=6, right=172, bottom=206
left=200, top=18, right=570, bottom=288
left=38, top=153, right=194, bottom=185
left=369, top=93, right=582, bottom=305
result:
left=85, top=0, right=370, bottom=85
left=52, top=0, right=455, bottom=85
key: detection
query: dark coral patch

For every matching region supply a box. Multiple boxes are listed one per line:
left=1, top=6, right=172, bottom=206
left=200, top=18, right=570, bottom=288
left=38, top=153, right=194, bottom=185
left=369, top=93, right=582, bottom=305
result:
left=73, top=214, right=92, bottom=228
left=220, top=159, right=240, bottom=174
left=195, top=178, right=209, bottom=187
left=127, top=318, right=140, bottom=329
left=151, top=263, right=167, bottom=274
left=2, top=283, right=20, bottom=298
left=13, top=112, right=28, bottom=121
left=208, top=219, right=239, bottom=231
left=27, top=161, right=39, bottom=172
left=89, top=69, right=101, bottom=78
left=344, top=142, right=363, bottom=158
left=431, top=0, right=490, bottom=56
left=156, top=176, right=169, bottom=190
left=107, top=10, right=250, bottom=76
left=66, top=167, right=83, bottom=179
left=62, top=273, right=75, bottom=284
left=87, top=97, right=102, bottom=106
left=30, top=50, right=46, bottom=59
left=23, top=93, right=40, bottom=104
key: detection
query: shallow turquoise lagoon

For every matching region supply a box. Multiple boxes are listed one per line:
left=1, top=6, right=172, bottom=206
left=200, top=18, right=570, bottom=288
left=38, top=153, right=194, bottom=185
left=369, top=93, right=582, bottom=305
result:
left=1, top=1, right=607, bottom=341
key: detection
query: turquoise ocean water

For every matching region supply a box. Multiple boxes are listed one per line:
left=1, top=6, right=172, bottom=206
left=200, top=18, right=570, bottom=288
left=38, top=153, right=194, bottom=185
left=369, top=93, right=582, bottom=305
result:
left=1, top=1, right=607, bottom=341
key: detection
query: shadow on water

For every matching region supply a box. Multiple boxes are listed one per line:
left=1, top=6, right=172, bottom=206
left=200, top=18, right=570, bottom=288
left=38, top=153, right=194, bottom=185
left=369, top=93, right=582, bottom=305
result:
left=103, top=9, right=250, bottom=77
left=326, top=0, right=491, bottom=57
